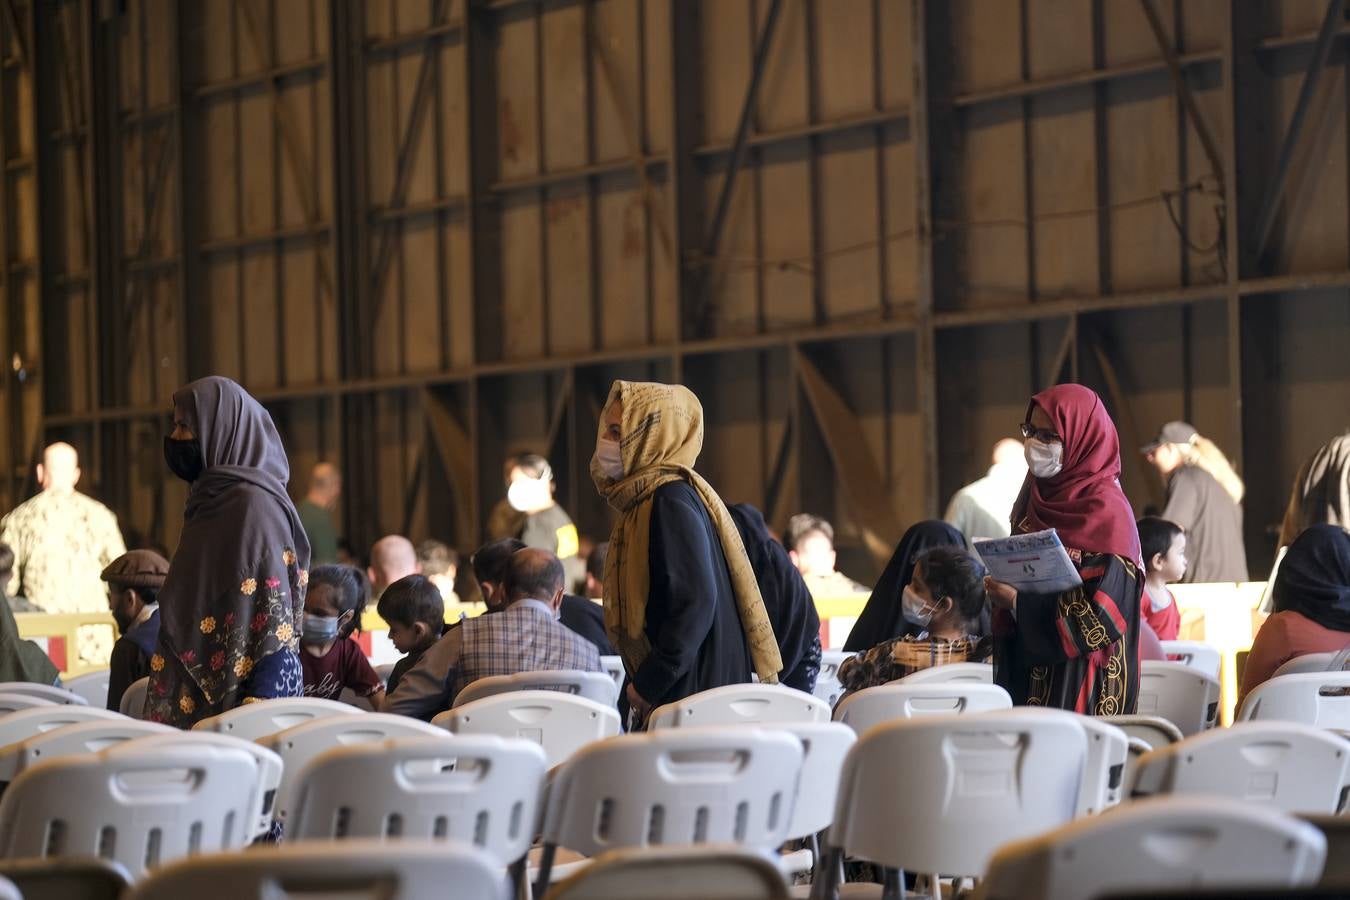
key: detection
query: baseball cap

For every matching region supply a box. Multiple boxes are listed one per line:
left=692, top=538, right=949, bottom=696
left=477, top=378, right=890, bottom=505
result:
left=1141, top=421, right=1198, bottom=455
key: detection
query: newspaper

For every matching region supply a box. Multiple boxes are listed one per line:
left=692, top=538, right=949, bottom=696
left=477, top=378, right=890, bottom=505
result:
left=973, top=528, right=1083, bottom=594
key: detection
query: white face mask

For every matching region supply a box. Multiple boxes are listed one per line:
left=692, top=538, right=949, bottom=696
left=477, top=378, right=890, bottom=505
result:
left=507, top=475, right=552, bottom=512
left=901, top=585, right=936, bottom=628
left=1025, top=438, right=1065, bottom=479
left=594, top=438, right=624, bottom=481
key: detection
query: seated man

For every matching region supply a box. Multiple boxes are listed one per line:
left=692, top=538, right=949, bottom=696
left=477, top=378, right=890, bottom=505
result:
left=836, top=545, right=991, bottom=696
left=382, top=547, right=602, bottom=720
left=475, top=537, right=614, bottom=656
left=785, top=513, right=869, bottom=598
left=417, top=539, right=461, bottom=606
left=101, top=549, right=169, bottom=711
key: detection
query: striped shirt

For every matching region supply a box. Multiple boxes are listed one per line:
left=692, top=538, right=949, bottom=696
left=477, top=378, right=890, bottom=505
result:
left=836, top=633, right=992, bottom=697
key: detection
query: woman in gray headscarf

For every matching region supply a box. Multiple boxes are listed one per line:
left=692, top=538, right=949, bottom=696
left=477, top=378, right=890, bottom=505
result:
left=144, top=377, right=311, bottom=727
left=1280, top=433, right=1350, bottom=550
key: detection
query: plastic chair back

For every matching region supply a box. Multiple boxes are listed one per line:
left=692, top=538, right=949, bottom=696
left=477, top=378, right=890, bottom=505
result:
left=1137, top=660, right=1220, bottom=736
left=894, top=661, right=994, bottom=685
left=453, top=669, right=618, bottom=709
left=108, top=731, right=284, bottom=840
left=0, top=858, right=131, bottom=900
left=981, top=795, right=1326, bottom=900
left=0, top=684, right=86, bottom=706
left=1132, top=720, right=1350, bottom=815
left=435, top=690, right=620, bottom=767
left=0, top=744, right=258, bottom=879
left=1101, top=714, right=1184, bottom=751
left=774, top=721, right=855, bottom=839
left=123, top=839, right=511, bottom=900
left=1074, top=714, right=1129, bottom=815
left=288, top=734, right=548, bottom=867
left=118, top=677, right=149, bottom=718
left=0, top=719, right=172, bottom=782
left=63, top=671, right=112, bottom=710
left=832, top=681, right=1011, bottom=735
left=1238, top=670, right=1350, bottom=729
left=543, top=845, right=790, bottom=900
left=813, top=651, right=853, bottom=708
left=828, top=708, right=1086, bottom=877
left=1274, top=652, right=1342, bottom=678
left=599, top=656, right=625, bottom=690
left=647, top=683, right=830, bottom=731
left=1302, top=813, right=1350, bottom=889
left=0, top=706, right=124, bottom=755
left=257, top=712, right=449, bottom=827
left=0, top=694, right=55, bottom=715
left=192, top=696, right=361, bottom=740
left=1160, top=640, right=1222, bottom=679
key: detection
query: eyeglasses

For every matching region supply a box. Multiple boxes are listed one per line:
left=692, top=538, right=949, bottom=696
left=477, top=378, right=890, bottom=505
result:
left=1020, top=422, right=1060, bottom=443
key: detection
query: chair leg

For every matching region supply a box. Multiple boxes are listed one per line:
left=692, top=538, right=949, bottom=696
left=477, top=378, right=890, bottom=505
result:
left=808, top=832, right=821, bottom=882
left=531, top=844, right=556, bottom=900
left=809, top=847, right=843, bottom=900
left=509, top=858, right=526, bottom=900
left=881, top=868, right=902, bottom=900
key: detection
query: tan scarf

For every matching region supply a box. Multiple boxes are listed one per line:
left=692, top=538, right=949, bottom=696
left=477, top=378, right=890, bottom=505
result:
left=592, top=381, right=782, bottom=684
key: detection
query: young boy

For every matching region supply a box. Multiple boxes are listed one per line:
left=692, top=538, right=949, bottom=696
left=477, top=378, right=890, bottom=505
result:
left=376, top=573, right=446, bottom=694
left=836, top=545, right=991, bottom=696
left=299, top=564, right=384, bottom=705
left=1137, top=516, right=1186, bottom=642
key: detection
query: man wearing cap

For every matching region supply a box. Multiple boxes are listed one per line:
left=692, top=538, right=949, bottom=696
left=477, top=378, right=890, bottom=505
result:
left=101, top=549, right=169, bottom=711
left=1143, top=421, right=1248, bottom=583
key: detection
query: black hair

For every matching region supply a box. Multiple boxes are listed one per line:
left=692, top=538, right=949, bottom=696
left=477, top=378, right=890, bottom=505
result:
left=417, top=540, right=459, bottom=577
left=915, top=545, right=987, bottom=623
left=1138, top=517, right=1184, bottom=571
left=510, top=453, right=552, bottom=481
left=308, top=564, right=371, bottom=636
left=505, top=551, right=565, bottom=604
left=586, top=541, right=609, bottom=582
left=784, top=514, right=833, bottom=553
left=377, top=574, right=445, bottom=631
left=472, top=537, right=527, bottom=585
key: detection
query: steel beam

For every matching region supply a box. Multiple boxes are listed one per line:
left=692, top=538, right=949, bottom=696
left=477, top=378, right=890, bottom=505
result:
left=1138, top=0, right=1227, bottom=186
left=667, top=0, right=703, bottom=354
left=691, top=0, right=784, bottom=338
left=1251, top=0, right=1346, bottom=271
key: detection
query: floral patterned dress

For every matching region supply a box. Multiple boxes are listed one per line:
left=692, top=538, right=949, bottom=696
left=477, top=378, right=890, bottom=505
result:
left=145, top=547, right=307, bottom=727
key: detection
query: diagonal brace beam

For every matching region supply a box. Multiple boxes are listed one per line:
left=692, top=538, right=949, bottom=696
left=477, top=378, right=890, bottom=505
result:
left=1138, top=0, right=1226, bottom=186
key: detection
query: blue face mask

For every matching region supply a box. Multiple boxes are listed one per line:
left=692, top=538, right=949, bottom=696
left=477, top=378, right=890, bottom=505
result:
left=302, top=611, right=345, bottom=644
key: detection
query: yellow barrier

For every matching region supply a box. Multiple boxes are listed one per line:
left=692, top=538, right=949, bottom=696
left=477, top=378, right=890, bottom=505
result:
left=15, top=612, right=119, bottom=680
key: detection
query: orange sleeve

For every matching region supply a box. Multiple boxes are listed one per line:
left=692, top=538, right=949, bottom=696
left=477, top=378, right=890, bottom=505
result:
left=1238, top=614, right=1295, bottom=711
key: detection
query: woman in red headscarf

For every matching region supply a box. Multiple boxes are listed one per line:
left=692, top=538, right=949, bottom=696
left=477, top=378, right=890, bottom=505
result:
left=984, top=384, right=1144, bottom=715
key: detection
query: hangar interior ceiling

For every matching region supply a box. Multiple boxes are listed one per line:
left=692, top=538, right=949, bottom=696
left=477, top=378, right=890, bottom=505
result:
left=2, top=0, right=1349, bottom=579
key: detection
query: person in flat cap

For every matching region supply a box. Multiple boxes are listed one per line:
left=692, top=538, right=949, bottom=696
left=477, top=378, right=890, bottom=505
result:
left=102, top=549, right=169, bottom=711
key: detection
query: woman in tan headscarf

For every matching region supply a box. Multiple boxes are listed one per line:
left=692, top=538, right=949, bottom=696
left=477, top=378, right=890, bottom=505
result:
left=591, top=381, right=781, bottom=724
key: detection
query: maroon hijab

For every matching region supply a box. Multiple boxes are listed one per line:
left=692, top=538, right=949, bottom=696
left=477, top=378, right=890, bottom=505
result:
left=1010, top=384, right=1142, bottom=565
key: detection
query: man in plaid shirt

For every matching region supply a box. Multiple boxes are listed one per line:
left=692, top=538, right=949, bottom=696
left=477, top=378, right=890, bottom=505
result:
left=382, top=547, right=602, bottom=720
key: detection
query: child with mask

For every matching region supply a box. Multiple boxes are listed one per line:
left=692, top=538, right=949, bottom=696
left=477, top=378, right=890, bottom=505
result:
left=835, top=545, right=991, bottom=697
left=299, top=564, right=384, bottom=705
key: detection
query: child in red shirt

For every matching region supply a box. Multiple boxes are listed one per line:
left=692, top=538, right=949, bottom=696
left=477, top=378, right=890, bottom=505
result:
left=299, top=565, right=384, bottom=705
left=1137, top=517, right=1186, bottom=642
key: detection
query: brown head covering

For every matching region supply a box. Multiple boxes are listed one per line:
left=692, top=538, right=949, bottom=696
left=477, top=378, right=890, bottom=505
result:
left=590, top=381, right=782, bottom=683
left=101, top=549, right=171, bottom=590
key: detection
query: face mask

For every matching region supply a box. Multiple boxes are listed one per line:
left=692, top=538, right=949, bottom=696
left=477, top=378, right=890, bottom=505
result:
left=302, top=611, right=343, bottom=644
left=507, top=475, right=552, bottom=512
left=594, top=438, right=624, bottom=480
left=1025, top=437, right=1064, bottom=479
left=164, top=436, right=204, bottom=483
left=901, top=585, right=936, bottom=628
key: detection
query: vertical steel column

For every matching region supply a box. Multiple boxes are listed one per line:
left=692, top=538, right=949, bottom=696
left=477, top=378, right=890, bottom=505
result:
left=666, top=0, right=703, bottom=379
left=176, top=0, right=207, bottom=379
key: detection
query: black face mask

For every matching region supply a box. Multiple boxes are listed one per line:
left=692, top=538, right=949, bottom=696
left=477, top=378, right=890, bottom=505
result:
left=164, top=435, right=204, bottom=483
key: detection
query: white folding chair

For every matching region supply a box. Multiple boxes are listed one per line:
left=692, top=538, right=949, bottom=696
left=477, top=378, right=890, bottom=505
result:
left=1101, top=714, right=1184, bottom=751
left=543, top=846, right=791, bottom=900
left=0, top=705, right=124, bottom=753
left=108, top=731, right=284, bottom=840
left=894, top=662, right=994, bottom=685
left=1160, top=640, right=1222, bottom=680
left=599, top=656, right=625, bottom=690
left=813, top=651, right=853, bottom=708
left=288, top=734, right=548, bottom=877
left=772, top=721, right=855, bottom=879
left=192, top=696, right=361, bottom=740
left=119, top=677, right=149, bottom=718
left=434, top=691, right=620, bottom=768
left=534, top=727, right=804, bottom=895
left=0, top=743, right=258, bottom=879
left=453, top=670, right=618, bottom=709
left=1303, top=813, right=1350, bottom=889
left=1074, top=715, right=1129, bottom=815
left=1274, top=652, right=1343, bottom=678
left=257, top=712, right=448, bottom=828
left=63, top=671, right=112, bottom=709
left=831, top=682, right=1012, bottom=736
left=819, top=708, right=1087, bottom=898
left=1132, top=720, right=1350, bottom=815
left=980, top=795, right=1326, bottom=900
left=1238, top=670, right=1350, bottom=729
left=646, top=683, right=830, bottom=730
left=0, top=718, right=172, bottom=782
left=124, top=839, right=512, bottom=900
left=0, top=684, right=86, bottom=706
left=1136, top=660, right=1220, bottom=736
left=0, top=694, right=55, bottom=715
left=0, top=857, right=131, bottom=900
